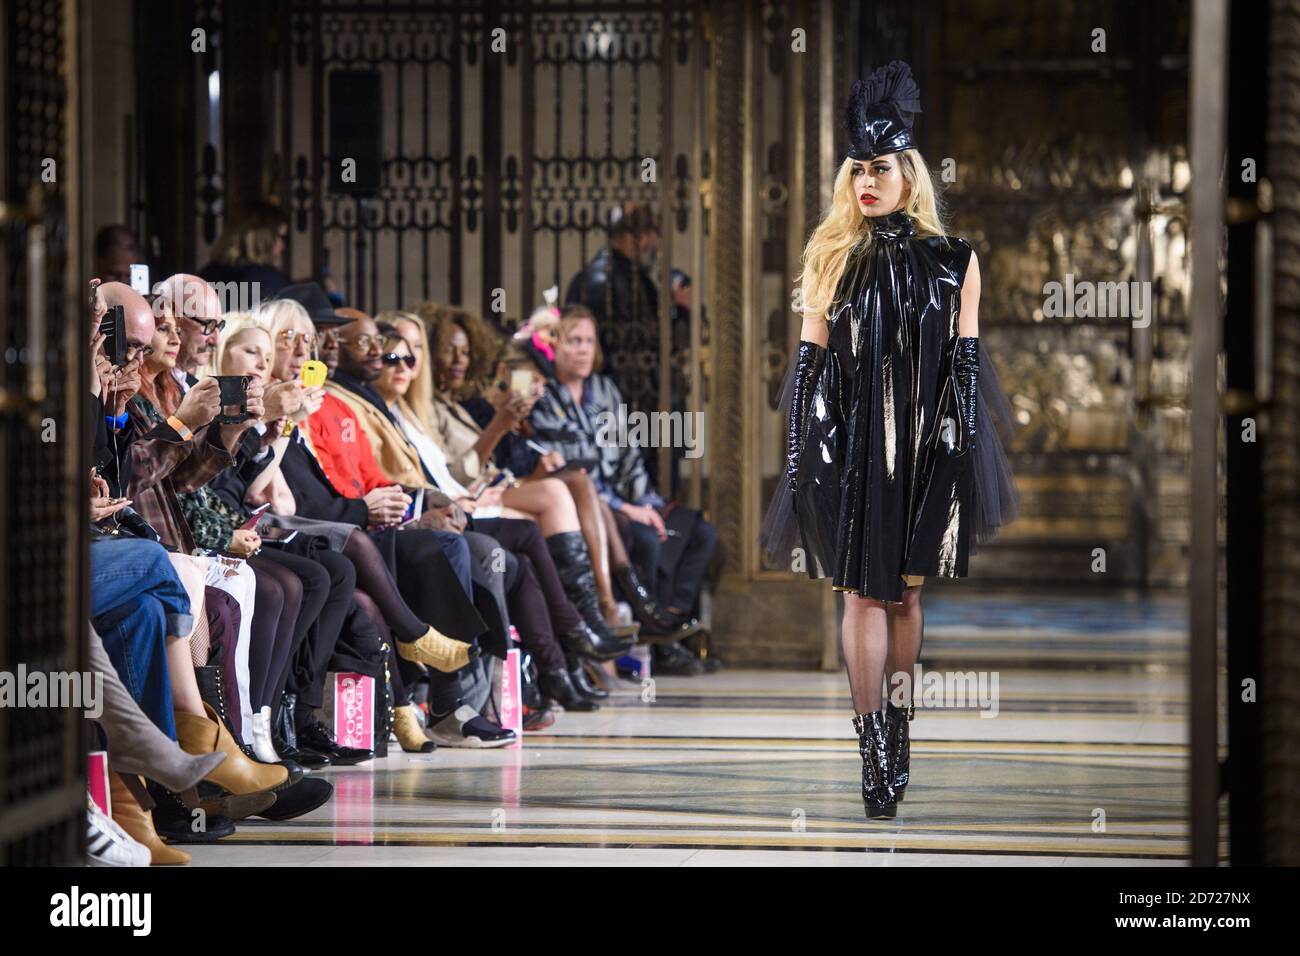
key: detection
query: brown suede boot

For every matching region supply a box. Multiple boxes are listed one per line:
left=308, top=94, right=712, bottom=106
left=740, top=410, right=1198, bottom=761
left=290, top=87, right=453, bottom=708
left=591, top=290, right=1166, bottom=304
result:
left=175, top=703, right=289, bottom=795
left=108, top=771, right=191, bottom=865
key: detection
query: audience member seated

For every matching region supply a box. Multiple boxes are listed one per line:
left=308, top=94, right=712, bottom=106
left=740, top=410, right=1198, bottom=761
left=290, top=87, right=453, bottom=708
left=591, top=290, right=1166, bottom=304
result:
left=529, top=305, right=721, bottom=675
left=251, top=291, right=516, bottom=748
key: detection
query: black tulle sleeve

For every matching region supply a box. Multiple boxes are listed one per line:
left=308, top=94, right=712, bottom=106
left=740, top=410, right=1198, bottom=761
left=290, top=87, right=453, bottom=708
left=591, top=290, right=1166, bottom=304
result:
left=967, top=338, right=1021, bottom=553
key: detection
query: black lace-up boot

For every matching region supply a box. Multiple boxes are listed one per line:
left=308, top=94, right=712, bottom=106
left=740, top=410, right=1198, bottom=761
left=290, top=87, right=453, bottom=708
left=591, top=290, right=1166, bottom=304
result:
left=852, top=711, right=897, bottom=819
left=885, top=701, right=914, bottom=800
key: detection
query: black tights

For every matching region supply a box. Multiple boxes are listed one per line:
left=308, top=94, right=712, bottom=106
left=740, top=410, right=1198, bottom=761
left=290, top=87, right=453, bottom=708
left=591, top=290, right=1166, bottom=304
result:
left=247, top=555, right=306, bottom=713
left=352, top=588, right=417, bottom=707
left=341, top=531, right=427, bottom=642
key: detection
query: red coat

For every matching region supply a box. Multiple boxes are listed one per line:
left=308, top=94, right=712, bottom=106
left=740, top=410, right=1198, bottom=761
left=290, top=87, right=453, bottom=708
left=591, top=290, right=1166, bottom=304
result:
left=305, top=392, right=396, bottom=498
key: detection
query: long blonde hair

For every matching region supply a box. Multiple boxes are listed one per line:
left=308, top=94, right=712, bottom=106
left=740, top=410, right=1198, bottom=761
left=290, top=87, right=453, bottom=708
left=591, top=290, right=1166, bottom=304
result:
left=797, top=150, right=945, bottom=320
left=378, top=309, right=437, bottom=436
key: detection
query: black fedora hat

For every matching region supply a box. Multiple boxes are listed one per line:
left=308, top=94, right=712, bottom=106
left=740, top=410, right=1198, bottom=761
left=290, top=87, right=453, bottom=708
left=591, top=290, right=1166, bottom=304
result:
left=270, top=282, right=348, bottom=327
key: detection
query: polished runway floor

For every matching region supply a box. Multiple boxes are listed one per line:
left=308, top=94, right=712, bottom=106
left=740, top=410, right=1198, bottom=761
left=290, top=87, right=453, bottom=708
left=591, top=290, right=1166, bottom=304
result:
left=190, top=591, right=1209, bottom=866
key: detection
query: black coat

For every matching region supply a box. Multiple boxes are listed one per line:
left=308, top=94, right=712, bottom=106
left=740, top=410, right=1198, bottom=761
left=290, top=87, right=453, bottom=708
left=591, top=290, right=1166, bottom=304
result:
left=278, top=436, right=369, bottom=527
left=564, top=246, right=659, bottom=393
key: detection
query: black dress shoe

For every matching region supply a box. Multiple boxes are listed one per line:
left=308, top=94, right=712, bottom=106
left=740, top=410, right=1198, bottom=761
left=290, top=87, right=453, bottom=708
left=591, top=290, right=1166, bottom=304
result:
left=558, top=620, right=634, bottom=661
left=194, top=780, right=278, bottom=821
left=639, top=614, right=705, bottom=642
left=540, top=668, right=599, bottom=711
left=255, top=776, right=334, bottom=821
left=568, top=658, right=610, bottom=700
left=297, top=719, right=374, bottom=766
left=147, top=781, right=236, bottom=842
left=271, top=729, right=331, bottom=770
left=652, top=641, right=705, bottom=676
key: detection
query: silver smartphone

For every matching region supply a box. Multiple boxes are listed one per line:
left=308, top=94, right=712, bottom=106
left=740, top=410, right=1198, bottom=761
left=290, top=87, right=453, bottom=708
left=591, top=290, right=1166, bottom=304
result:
left=129, top=264, right=150, bottom=296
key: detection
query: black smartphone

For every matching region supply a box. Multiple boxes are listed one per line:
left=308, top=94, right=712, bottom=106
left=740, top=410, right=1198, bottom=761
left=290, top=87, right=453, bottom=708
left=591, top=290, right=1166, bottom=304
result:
left=101, top=305, right=127, bottom=368
left=472, top=470, right=510, bottom=500
left=214, top=375, right=251, bottom=424
left=554, top=457, right=599, bottom=475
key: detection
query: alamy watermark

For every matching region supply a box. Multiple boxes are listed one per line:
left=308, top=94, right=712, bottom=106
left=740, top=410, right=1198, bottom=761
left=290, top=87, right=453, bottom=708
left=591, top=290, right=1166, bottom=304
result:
left=0, top=665, right=103, bottom=719
left=1042, top=273, right=1152, bottom=328
left=150, top=279, right=264, bottom=318
left=887, top=664, right=1000, bottom=717
left=594, top=404, right=704, bottom=459
left=50, top=886, right=151, bottom=936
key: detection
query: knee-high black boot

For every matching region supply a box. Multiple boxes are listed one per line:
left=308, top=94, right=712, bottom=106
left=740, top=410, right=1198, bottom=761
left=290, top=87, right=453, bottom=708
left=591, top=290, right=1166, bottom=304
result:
left=545, top=531, right=635, bottom=658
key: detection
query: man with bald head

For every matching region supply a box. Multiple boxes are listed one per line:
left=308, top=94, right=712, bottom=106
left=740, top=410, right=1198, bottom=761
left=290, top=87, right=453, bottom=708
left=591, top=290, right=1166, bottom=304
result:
left=89, top=277, right=225, bottom=500
left=152, top=273, right=225, bottom=383
left=90, top=280, right=158, bottom=498
left=98, top=281, right=157, bottom=363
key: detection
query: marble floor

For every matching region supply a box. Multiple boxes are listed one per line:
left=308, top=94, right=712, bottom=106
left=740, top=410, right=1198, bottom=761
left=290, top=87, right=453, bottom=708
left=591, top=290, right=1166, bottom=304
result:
left=189, top=592, right=1206, bottom=867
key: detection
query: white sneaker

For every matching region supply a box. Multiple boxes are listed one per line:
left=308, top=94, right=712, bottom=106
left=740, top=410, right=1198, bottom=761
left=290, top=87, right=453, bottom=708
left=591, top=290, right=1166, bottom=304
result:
left=427, top=704, right=517, bottom=749
left=86, top=797, right=150, bottom=867
left=251, top=706, right=282, bottom=764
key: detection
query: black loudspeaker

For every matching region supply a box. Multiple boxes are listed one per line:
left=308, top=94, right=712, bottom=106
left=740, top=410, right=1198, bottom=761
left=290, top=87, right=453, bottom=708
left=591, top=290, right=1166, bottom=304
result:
left=328, top=70, right=383, bottom=196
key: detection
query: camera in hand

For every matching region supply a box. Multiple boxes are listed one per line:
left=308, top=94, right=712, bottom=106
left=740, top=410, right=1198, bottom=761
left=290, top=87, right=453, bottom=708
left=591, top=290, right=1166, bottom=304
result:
left=101, top=305, right=128, bottom=367
left=214, top=375, right=251, bottom=424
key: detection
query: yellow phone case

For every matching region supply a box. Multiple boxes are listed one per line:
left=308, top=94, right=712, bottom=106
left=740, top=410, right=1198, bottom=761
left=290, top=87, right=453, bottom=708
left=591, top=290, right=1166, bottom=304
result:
left=300, top=360, right=328, bottom=388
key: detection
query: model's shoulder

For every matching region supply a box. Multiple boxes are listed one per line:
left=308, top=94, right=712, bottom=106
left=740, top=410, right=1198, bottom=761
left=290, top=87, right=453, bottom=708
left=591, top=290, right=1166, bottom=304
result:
left=920, top=234, right=974, bottom=271
left=920, top=233, right=971, bottom=252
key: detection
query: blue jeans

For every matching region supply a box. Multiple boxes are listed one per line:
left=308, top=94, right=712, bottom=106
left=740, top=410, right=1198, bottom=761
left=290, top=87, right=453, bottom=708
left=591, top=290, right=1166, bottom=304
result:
left=429, top=529, right=474, bottom=598
left=90, top=538, right=194, bottom=740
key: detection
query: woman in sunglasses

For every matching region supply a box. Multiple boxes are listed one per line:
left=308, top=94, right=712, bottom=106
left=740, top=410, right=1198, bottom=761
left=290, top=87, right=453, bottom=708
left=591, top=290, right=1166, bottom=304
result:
left=364, top=320, right=624, bottom=713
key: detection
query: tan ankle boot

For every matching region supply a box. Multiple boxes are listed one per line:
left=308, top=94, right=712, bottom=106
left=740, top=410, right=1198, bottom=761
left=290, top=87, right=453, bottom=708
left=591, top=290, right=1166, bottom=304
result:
left=395, top=626, right=472, bottom=672
left=175, top=703, right=289, bottom=795
left=108, top=772, right=191, bottom=865
left=393, top=704, right=436, bottom=753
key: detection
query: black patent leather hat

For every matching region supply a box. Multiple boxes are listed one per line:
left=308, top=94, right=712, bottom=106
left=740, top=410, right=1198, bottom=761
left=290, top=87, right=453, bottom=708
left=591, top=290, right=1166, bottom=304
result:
left=844, top=60, right=922, bottom=161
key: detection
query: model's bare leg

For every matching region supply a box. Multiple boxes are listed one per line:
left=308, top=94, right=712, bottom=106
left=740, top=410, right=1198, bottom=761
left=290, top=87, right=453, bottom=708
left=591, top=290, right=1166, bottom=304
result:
left=841, top=593, right=889, bottom=713
left=884, top=583, right=924, bottom=707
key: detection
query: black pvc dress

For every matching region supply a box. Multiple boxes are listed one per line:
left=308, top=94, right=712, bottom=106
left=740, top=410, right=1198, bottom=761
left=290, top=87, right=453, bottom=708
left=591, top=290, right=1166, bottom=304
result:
left=760, top=210, right=1020, bottom=604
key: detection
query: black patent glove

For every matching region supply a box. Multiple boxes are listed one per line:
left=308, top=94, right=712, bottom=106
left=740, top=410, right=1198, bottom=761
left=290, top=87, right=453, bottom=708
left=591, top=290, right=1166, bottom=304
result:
left=787, top=340, right=827, bottom=498
left=953, top=336, right=980, bottom=448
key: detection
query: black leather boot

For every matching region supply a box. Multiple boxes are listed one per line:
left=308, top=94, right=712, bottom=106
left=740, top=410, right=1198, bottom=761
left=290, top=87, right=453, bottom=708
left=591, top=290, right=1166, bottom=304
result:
left=195, top=666, right=303, bottom=784
left=852, top=711, right=897, bottom=819
left=613, top=564, right=685, bottom=632
left=539, top=668, right=599, bottom=711
left=297, top=718, right=374, bottom=766
left=545, top=531, right=630, bottom=653
left=885, top=700, right=914, bottom=800
left=567, top=655, right=609, bottom=700
left=272, top=692, right=330, bottom=770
